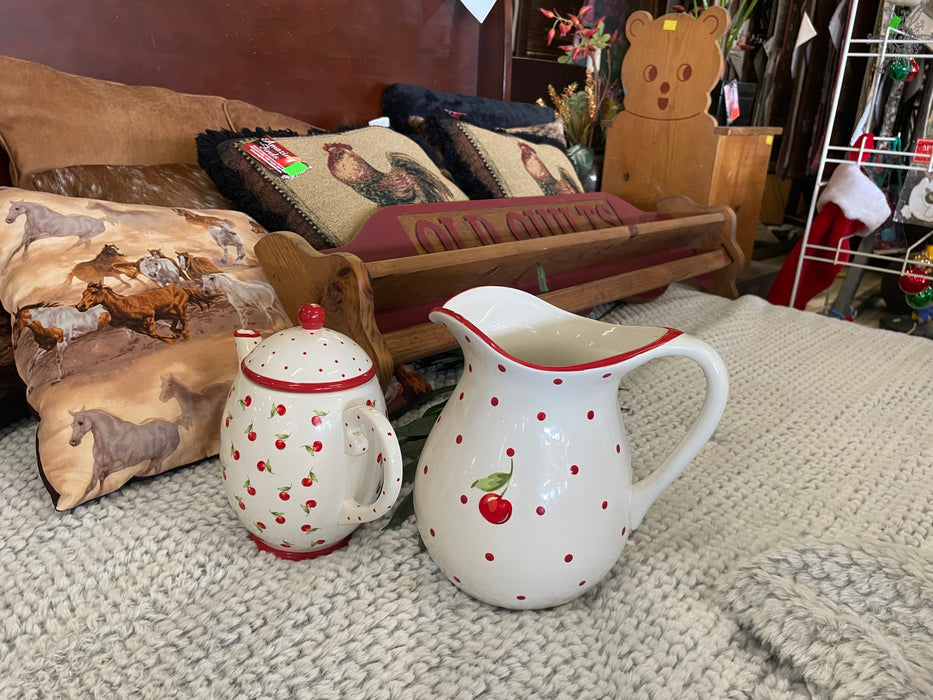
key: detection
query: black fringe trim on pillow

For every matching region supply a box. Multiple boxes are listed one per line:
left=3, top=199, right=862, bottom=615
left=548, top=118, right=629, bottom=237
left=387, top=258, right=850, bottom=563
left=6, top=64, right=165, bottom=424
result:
left=196, top=126, right=314, bottom=230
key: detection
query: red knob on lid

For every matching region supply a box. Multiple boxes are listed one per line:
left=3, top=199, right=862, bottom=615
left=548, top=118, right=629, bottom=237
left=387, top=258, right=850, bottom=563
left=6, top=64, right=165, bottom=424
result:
left=298, top=303, right=325, bottom=330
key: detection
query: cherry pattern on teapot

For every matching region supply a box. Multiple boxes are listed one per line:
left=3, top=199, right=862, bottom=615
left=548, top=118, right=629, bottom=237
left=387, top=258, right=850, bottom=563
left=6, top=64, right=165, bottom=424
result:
left=222, top=391, right=341, bottom=552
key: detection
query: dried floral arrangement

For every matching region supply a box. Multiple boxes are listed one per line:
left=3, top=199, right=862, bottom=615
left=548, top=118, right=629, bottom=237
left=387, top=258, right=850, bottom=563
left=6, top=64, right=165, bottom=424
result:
left=537, top=4, right=622, bottom=150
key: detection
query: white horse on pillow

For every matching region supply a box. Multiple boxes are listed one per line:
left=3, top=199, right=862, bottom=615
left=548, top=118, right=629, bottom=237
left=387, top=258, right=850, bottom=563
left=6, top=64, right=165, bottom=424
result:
left=201, top=272, right=289, bottom=330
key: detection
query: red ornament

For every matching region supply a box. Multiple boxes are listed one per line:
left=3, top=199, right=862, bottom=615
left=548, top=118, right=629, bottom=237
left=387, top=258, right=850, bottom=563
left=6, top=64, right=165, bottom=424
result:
left=907, top=58, right=920, bottom=83
left=899, top=270, right=931, bottom=295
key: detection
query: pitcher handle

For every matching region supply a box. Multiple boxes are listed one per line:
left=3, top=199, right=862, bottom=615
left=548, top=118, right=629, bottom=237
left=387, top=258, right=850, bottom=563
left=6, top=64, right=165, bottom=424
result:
left=338, top=405, right=403, bottom=524
left=629, top=333, right=728, bottom=530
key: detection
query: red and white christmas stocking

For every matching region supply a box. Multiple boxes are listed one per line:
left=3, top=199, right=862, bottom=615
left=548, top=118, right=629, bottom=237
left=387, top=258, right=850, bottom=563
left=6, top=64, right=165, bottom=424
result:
left=768, top=161, right=890, bottom=310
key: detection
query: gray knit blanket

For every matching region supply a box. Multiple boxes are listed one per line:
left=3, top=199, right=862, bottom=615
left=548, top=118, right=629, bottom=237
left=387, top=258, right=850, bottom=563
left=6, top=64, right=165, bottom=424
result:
left=719, top=540, right=933, bottom=699
left=2, top=286, right=932, bottom=699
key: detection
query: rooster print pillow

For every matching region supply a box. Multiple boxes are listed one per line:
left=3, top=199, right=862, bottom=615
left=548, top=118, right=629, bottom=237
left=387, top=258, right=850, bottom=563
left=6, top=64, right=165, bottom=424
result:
left=0, top=187, right=289, bottom=510
left=423, top=117, right=583, bottom=200
left=214, top=126, right=468, bottom=249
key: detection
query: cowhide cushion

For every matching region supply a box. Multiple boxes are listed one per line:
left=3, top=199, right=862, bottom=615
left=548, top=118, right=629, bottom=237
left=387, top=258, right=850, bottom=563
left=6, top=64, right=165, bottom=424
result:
left=22, top=163, right=233, bottom=209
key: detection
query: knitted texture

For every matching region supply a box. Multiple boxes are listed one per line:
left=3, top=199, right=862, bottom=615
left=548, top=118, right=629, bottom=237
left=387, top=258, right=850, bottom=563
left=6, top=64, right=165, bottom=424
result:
left=1, top=286, right=931, bottom=698
left=718, top=540, right=933, bottom=699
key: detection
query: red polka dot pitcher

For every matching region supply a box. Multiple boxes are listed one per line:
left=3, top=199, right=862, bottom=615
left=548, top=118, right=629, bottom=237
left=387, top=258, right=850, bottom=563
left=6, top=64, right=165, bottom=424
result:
left=413, top=286, right=728, bottom=608
left=220, top=303, right=402, bottom=560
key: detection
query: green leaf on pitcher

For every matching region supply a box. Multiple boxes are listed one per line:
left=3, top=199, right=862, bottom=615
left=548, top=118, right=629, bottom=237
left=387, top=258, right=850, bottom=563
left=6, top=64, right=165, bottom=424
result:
left=471, top=472, right=511, bottom=492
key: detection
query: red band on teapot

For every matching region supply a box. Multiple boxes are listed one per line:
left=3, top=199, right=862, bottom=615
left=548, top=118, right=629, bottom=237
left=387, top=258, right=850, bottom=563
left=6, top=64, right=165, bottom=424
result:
left=241, top=361, right=376, bottom=393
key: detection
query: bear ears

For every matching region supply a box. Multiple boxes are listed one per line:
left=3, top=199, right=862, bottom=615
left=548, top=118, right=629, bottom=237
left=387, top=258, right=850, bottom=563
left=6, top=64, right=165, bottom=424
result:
left=626, top=7, right=731, bottom=43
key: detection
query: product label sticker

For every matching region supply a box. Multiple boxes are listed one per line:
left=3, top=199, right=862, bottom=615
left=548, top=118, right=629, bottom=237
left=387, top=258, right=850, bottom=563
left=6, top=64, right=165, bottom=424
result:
left=913, top=138, right=933, bottom=165
left=242, top=137, right=309, bottom=179
left=724, top=79, right=741, bottom=124
left=663, top=19, right=677, bottom=30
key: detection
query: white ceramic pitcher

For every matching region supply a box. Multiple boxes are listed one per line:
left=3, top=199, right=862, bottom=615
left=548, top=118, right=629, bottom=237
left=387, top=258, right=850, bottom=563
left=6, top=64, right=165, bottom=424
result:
left=413, top=286, right=728, bottom=608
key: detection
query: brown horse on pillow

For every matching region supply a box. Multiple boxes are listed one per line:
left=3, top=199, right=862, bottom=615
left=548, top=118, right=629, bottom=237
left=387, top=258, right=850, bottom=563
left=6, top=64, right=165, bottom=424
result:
left=76, top=281, right=211, bottom=344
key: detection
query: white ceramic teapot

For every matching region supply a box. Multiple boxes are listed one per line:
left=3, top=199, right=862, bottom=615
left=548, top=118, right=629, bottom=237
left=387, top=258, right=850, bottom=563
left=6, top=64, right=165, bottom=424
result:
left=413, top=286, right=728, bottom=608
left=220, top=303, right=402, bottom=560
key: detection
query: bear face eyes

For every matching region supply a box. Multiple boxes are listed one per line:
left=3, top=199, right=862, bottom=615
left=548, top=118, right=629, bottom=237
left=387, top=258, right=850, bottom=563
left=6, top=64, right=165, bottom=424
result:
left=643, top=64, right=692, bottom=83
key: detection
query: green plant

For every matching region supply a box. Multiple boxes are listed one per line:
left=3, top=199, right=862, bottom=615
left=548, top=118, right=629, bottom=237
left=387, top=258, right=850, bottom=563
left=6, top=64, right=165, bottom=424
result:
left=537, top=5, right=621, bottom=150
left=680, top=1, right=760, bottom=62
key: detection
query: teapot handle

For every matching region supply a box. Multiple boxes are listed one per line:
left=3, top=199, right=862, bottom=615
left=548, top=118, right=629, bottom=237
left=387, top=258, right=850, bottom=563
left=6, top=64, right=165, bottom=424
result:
left=628, top=333, right=728, bottom=530
left=338, top=404, right=403, bottom=524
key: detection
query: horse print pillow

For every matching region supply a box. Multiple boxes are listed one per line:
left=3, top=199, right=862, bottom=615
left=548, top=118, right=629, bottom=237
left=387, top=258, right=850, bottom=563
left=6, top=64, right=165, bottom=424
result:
left=0, top=187, right=290, bottom=510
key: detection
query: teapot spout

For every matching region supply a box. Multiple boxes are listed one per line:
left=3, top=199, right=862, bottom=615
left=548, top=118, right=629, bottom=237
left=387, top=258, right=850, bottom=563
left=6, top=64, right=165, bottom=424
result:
left=234, top=329, right=262, bottom=362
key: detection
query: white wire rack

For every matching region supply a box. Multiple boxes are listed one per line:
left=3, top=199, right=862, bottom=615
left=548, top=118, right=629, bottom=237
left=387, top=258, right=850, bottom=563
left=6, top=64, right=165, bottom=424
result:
left=789, top=0, right=933, bottom=307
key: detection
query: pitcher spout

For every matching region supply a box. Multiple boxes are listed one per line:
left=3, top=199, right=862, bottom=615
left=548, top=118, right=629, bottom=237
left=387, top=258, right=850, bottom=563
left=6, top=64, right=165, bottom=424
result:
left=430, top=286, right=681, bottom=373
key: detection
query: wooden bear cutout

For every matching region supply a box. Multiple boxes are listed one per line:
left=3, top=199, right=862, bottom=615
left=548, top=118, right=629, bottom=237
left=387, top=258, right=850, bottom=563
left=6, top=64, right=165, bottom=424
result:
left=602, top=7, right=730, bottom=211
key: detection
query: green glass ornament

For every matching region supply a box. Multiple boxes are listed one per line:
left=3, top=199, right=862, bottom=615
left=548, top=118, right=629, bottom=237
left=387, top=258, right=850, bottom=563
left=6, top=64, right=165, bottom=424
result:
left=888, top=58, right=911, bottom=81
left=905, top=286, right=933, bottom=309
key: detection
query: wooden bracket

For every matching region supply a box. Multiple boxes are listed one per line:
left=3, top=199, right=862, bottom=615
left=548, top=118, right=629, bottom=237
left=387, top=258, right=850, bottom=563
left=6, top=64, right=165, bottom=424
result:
left=255, top=194, right=743, bottom=390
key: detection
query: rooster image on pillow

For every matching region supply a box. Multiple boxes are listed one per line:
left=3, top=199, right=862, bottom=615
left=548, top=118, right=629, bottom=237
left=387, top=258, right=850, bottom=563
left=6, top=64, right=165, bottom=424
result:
left=323, top=142, right=457, bottom=207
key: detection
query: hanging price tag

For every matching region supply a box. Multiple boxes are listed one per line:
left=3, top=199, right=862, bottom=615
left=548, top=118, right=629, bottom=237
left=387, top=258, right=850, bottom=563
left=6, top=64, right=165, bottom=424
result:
left=723, top=79, right=741, bottom=124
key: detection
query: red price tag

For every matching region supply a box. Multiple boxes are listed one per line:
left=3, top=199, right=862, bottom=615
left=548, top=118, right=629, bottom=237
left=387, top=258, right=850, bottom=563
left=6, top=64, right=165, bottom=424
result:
left=913, top=139, right=933, bottom=165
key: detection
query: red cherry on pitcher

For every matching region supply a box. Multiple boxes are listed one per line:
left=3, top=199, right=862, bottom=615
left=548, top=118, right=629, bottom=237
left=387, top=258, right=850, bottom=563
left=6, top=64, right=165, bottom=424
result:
left=478, top=493, right=513, bottom=524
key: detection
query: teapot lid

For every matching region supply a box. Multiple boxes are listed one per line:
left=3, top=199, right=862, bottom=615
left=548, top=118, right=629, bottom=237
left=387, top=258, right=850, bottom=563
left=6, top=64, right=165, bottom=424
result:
left=240, top=304, right=376, bottom=393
